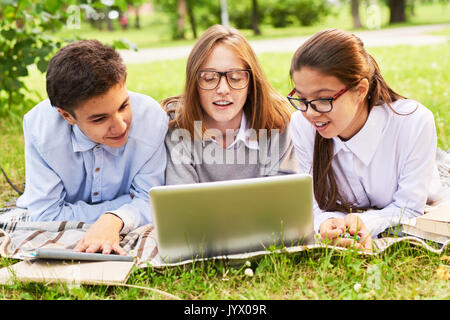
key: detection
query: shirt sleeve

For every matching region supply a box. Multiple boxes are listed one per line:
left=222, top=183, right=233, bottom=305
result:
left=19, top=120, right=132, bottom=223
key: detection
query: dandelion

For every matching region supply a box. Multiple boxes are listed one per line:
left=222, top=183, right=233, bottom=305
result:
left=244, top=268, right=254, bottom=277
left=353, top=283, right=362, bottom=292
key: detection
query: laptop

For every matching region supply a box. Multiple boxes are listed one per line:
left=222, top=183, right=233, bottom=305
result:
left=149, top=173, right=314, bottom=263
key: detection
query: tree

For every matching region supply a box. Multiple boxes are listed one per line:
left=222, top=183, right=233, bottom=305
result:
left=252, top=0, right=261, bottom=35
left=388, top=0, right=407, bottom=23
left=0, top=0, right=69, bottom=114
left=176, top=0, right=188, bottom=39
left=351, top=0, right=362, bottom=28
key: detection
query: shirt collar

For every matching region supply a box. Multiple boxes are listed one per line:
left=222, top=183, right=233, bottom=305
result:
left=203, top=112, right=259, bottom=150
left=332, top=106, right=387, bottom=166
left=71, top=125, right=121, bottom=156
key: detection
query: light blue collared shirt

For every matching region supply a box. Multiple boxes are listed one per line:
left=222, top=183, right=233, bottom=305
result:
left=17, top=91, right=169, bottom=233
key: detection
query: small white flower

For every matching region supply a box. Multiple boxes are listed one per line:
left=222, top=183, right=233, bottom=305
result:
left=244, top=268, right=254, bottom=277
left=245, top=260, right=251, bottom=267
left=353, top=283, right=362, bottom=292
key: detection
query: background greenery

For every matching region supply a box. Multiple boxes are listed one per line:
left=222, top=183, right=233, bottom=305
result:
left=0, top=0, right=449, bottom=299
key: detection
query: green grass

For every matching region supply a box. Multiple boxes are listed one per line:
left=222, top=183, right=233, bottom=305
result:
left=52, top=2, right=450, bottom=50
left=0, top=41, right=449, bottom=299
left=0, top=241, right=448, bottom=299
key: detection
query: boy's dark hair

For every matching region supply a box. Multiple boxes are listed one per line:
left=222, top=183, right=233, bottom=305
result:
left=46, top=39, right=127, bottom=116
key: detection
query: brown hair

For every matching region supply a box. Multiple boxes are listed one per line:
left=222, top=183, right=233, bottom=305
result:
left=162, top=24, right=292, bottom=137
left=290, top=28, right=404, bottom=212
left=46, top=39, right=127, bottom=116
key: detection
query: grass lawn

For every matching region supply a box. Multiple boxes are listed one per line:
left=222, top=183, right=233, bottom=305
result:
left=0, top=41, right=449, bottom=299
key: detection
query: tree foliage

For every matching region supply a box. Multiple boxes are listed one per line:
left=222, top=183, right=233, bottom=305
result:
left=0, top=0, right=137, bottom=116
left=0, top=0, right=73, bottom=114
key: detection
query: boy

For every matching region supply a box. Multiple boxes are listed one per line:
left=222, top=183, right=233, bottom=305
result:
left=16, top=40, right=169, bottom=255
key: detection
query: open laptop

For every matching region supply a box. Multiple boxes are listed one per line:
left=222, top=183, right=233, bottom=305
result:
left=149, top=173, right=314, bottom=263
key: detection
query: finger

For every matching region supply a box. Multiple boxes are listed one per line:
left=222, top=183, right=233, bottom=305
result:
left=85, top=243, right=101, bottom=253
left=73, top=239, right=88, bottom=252
left=333, top=237, right=357, bottom=248
left=101, top=243, right=112, bottom=255
left=321, top=219, right=346, bottom=239
left=112, top=244, right=127, bottom=256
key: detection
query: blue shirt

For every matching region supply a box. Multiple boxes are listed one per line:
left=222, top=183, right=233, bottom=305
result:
left=16, top=91, right=169, bottom=233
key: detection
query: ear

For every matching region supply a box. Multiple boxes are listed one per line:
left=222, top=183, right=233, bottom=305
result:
left=357, top=78, right=370, bottom=101
left=57, top=108, right=76, bottom=125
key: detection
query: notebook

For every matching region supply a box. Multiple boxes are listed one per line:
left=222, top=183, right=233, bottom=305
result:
left=149, top=173, right=314, bottom=263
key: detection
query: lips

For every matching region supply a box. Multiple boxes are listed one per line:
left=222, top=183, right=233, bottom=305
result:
left=213, top=100, right=233, bottom=108
left=109, top=130, right=127, bottom=141
left=312, top=121, right=330, bottom=132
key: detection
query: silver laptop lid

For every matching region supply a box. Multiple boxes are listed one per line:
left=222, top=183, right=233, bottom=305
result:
left=150, top=174, right=314, bottom=263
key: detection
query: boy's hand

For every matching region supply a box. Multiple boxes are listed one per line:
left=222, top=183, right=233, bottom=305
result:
left=74, top=213, right=127, bottom=255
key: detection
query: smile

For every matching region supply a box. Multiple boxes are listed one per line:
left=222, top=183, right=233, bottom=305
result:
left=313, top=121, right=330, bottom=131
left=213, top=100, right=233, bottom=107
left=109, top=130, right=127, bottom=140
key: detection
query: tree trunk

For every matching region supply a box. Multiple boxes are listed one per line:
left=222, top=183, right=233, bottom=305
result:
left=389, top=0, right=407, bottom=23
left=187, top=0, right=197, bottom=38
left=135, top=6, right=141, bottom=29
left=252, top=0, right=261, bottom=35
left=176, top=0, right=187, bottom=39
left=351, top=0, right=362, bottom=28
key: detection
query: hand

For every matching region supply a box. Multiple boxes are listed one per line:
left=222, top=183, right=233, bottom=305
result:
left=343, top=213, right=373, bottom=251
left=319, top=218, right=347, bottom=243
left=319, top=214, right=373, bottom=251
left=74, top=213, right=127, bottom=255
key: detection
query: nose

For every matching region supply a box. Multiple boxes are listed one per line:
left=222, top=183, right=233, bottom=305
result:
left=304, top=104, right=321, bottom=119
left=110, top=113, right=127, bottom=135
left=216, top=75, right=231, bottom=95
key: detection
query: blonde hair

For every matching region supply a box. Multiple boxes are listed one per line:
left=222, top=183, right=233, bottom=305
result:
left=162, top=24, right=292, bottom=138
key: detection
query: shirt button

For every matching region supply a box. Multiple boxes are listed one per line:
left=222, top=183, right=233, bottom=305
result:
left=93, top=192, right=99, bottom=196
left=95, top=168, right=100, bottom=172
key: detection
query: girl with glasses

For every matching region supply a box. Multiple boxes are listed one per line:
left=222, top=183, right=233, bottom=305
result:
left=162, top=24, right=298, bottom=185
left=288, top=29, right=443, bottom=250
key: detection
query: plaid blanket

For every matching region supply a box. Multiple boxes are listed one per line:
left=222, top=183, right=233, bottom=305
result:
left=1, top=149, right=449, bottom=268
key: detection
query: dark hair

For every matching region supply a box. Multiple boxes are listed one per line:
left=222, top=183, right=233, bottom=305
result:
left=290, top=29, right=405, bottom=213
left=46, top=40, right=127, bottom=116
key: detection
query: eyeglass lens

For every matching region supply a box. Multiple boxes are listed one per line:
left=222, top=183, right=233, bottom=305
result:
left=198, top=70, right=249, bottom=90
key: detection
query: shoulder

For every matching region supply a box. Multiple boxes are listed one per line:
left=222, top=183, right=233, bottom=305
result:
left=385, top=98, right=435, bottom=133
left=23, top=99, right=72, bottom=150
left=128, top=91, right=169, bottom=147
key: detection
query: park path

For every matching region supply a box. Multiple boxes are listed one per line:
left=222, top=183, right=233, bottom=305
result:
left=119, top=23, right=449, bottom=64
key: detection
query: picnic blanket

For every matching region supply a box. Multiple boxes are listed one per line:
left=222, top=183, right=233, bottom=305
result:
left=0, top=148, right=449, bottom=269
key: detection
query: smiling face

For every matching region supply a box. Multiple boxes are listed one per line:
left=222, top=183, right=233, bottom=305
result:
left=292, top=67, right=369, bottom=141
left=198, top=44, right=249, bottom=134
left=57, top=83, right=132, bottom=148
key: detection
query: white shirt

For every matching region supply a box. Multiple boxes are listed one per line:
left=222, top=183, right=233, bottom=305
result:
left=202, top=112, right=260, bottom=150
left=289, top=99, right=442, bottom=237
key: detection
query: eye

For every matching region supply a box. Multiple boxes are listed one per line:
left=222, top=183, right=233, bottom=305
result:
left=119, top=103, right=129, bottom=111
left=92, top=117, right=106, bottom=123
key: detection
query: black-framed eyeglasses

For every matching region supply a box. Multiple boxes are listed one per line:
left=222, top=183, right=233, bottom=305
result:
left=287, top=86, right=350, bottom=113
left=198, top=69, right=251, bottom=90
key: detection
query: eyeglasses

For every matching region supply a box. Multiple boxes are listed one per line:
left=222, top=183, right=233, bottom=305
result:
left=198, top=70, right=251, bottom=90
left=287, top=86, right=350, bottom=113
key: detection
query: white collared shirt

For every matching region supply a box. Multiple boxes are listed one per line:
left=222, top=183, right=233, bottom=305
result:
left=202, top=112, right=259, bottom=150
left=289, top=99, right=442, bottom=237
